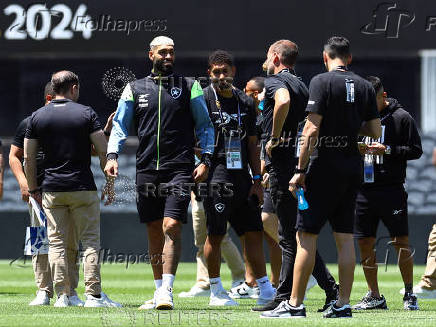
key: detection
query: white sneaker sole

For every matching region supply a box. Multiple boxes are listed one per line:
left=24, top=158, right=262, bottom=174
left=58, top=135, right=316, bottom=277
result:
left=29, top=301, right=50, bottom=306
left=260, top=314, right=305, bottom=319
left=209, top=302, right=238, bottom=306
left=84, top=302, right=107, bottom=308
left=178, top=290, right=210, bottom=298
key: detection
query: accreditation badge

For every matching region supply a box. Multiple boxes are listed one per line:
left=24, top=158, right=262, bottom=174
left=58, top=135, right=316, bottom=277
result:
left=225, top=130, right=242, bottom=170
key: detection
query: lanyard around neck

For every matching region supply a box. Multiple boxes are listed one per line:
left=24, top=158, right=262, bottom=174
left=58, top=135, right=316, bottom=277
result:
left=211, top=86, right=241, bottom=128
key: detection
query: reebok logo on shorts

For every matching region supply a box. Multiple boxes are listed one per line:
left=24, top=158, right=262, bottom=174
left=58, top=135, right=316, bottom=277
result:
left=393, top=209, right=404, bottom=215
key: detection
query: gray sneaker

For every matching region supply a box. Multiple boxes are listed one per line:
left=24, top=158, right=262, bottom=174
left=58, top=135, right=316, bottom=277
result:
left=260, top=300, right=306, bottom=319
left=403, top=293, right=419, bottom=311
left=352, top=292, right=388, bottom=310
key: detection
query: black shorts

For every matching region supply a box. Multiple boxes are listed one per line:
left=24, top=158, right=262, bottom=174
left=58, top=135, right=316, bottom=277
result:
left=296, top=159, right=361, bottom=235
left=262, top=188, right=275, bottom=214
left=354, top=185, right=408, bottom=239
left=136, top=168, right=193, bottom=224
left=204, top=173, right=263, bottom=236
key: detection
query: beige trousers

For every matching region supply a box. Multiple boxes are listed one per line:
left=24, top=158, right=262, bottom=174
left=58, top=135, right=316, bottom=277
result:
left=191, top=193, right=245, bottom=289
left=419, top=223, right=436, bottom=290
left=43, top=191, right=101, bottom=296
left=29, top=203, right=80, bottom=297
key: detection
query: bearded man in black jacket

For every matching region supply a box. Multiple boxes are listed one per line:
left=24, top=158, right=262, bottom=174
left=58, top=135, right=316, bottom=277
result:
left=353, top=76, right=422, bottom=311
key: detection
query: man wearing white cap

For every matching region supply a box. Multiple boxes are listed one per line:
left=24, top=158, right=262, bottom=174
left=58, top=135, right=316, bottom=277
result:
left=105, top=36, right=215, bottom=310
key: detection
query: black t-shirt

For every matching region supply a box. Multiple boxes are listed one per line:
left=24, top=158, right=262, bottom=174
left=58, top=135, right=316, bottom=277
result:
left=13, top=117, right=45, bottom=186
left=203, top=86, right=257, bottom=183
left=306, top=70, right=379, bottom=165
left=25, top=99, right=102, bottom=192
left=262, top=69, right=308, bottom=166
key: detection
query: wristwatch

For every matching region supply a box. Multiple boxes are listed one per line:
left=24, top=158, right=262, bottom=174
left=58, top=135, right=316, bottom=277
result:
left=200, top=153, right=212, bottom=168
left=252, top=174, right=262, bottom=181
left=385, top=145, right=391, bottom=155
left=295, top=166, right=307, bottom=174
left=107, top=153, right=118, bottom=160
left=270, top=137, right=279, bottom=144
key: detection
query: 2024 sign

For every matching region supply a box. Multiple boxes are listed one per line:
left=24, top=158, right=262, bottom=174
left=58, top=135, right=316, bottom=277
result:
left=3, top=3, right=92, bottom=40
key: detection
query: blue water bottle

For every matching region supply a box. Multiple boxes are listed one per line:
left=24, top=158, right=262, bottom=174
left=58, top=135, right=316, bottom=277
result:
left=258, top=99, right=264, bottom=111
left=296, top=188, right=309, bottom=210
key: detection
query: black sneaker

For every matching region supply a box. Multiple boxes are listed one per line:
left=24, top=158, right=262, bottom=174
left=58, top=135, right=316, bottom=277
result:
left=260, top=300, right=306, bottom=319
left=403, top=292, right=419, bottom=310
left=251, top=298, right=281, bottom=312
left=318, top=284, right=339, bottom=312
left=352, top=292, right=388, bottom=310
left=323, top=302, right=352, bottom=318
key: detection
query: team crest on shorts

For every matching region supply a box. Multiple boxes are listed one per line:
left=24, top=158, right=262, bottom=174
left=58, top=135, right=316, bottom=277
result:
left=215, top=203, right=225, bottom=213
left=170, top=87, right=182, bottom=99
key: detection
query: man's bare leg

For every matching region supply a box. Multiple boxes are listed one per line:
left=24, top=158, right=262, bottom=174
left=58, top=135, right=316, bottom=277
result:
left=161, top=217, right=182, bottom=288
left=289, top=231, right=317, bottom=307
left=146, top=219, right=164, bottom=282
left=334, top=232, right=355, bottom=307
left=204, top=234, right=224, bottom=278
left=392, top=236, right=414, bottom=290
left=357, top=237, right=380, bottom=297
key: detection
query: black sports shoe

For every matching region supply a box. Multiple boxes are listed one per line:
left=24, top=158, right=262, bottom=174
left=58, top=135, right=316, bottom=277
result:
left=251, top=298, right=282, bottom=312
left=352, top=292, right=388, bottom=310
left=403, top=292, right=419, bottom=310
left=318, top=284, right=339, bottom=312
left=260, top=300, right=306, bottom=319
left=323, top=302, right=352, bottom=318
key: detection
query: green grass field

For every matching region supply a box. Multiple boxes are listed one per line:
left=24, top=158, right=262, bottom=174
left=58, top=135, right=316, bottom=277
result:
left=0, top=260, right=435, bottom=327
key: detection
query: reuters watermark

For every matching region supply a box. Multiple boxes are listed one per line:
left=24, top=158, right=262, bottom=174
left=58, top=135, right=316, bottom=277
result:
left=101, top=309, right=234, bottom=327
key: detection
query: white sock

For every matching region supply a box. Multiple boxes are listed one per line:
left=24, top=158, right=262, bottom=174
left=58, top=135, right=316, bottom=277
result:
left=154, top=279, right=162, bottom=290
left=162, top=274, right=175, bottom=289
left=256, top=276, right=274, bottom=297
left=209, top=277, right=224, bottom=296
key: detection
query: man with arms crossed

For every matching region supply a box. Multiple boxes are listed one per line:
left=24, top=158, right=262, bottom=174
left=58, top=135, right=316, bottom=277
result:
left=25, top=70, right=119, bottom=307
left=105, top=36, right=214, bottom=310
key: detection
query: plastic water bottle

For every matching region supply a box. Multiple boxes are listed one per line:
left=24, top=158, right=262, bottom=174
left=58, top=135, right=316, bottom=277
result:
left=296, top=187, right=309, bottom=210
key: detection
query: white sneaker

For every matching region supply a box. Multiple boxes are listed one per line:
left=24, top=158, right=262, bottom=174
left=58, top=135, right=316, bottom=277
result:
left=69, top=295, right=85, bottom=307
left=29, top=290, right=50, bottom=306
left=179, top=285, right=210, bottom=298
left=210, top=290, right=238, bottom=306
left=138, top=298, right=155, bottom=310
left=54, top=294, right=70, bottom=307
left=155, top=286, right=174, bottom=310
left=400, top=285, right=436, bottom=299
left=84, top=292, right=122, bottom=308
left=257, top=287, right=276, bottom=306
left=229, top=282, right=259, bottom=299
left=231, top=279, right=244, bottom=289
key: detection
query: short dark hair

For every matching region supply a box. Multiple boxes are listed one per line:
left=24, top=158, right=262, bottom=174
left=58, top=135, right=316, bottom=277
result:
left=248, top=76, right=265, bottom=91
left=270, top=40, right=299, bottom=67
left=208, top=50, right=234, bottom=68
left=44, top=81, right=55, bottom=101
left=51, top=70, right=79, bottom=95
left=366, top=76, right=384, bottom=94
left=324, top=36, right=351, bottom=61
